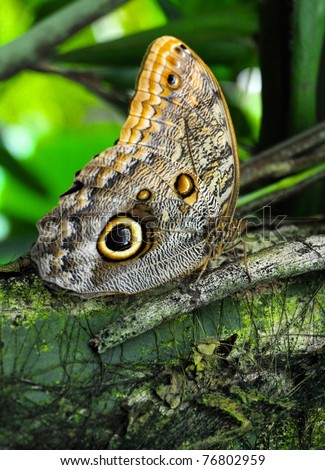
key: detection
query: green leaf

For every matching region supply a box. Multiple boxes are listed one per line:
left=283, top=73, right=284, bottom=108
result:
left=0, top=143, right=48, bottom=196
left=290, top=0, right=325, bottom=133
left=0, top=174, right=55, bottom=222
left=238, top=162, right=325, bottom=209
left=0, top=123, right=121, bottom=223
left=57, top=4, right=258, bottom=69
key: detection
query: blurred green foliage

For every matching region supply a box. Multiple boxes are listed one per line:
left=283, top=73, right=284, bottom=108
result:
left=0, top=0, right=324, bottom=264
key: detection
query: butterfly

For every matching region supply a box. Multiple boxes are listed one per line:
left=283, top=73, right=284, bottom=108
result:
left=31, top=36, right=240, bottom=297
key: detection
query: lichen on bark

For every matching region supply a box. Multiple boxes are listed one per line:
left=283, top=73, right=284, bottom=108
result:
left=0, top=232, right=324, bottom=449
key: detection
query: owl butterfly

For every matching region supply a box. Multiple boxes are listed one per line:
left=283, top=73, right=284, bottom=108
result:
left=31, top=36, right=240, bottom=297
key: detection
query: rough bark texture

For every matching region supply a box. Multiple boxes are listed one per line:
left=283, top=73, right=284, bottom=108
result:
left=0, top=227, right=324, bottom=449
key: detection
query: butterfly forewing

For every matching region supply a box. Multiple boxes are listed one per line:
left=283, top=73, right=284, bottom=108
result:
left=119, top=36, right=239, bottom=218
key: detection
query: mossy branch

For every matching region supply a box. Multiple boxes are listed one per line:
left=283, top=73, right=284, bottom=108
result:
left=91, top=234, right=325, bottom=352
left=1, top=229, right=324, bottom=449
left=1, top=232, right=324, bottom=353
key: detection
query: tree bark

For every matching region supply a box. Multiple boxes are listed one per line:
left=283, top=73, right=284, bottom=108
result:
left=0, top=227, right=324, bottom=449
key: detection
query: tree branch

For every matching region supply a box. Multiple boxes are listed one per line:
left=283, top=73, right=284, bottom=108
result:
left=1, top=229, right=324, bottom=449
left=31, top=63, right=129, bottom=111
left=0, top=0, right=128, bottom=81
left=1, top=233, right=324, bottom=353
left=240, top=121, right=325, bottom=188
left=91, top=234, right=325, bottom=352
left=238, top=164, right=325, bottom=214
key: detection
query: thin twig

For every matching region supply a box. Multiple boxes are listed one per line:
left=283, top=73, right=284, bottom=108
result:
left=241, top=121, right=325, bottom=188
left=238, top=166, right=325, bottom=215
left=31, top=63, right=129, bottom=111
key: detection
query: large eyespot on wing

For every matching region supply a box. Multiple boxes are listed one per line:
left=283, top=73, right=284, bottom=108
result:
left=97, top=215, right=142, bottom=261
left=97, top=209, right=156, bottom=263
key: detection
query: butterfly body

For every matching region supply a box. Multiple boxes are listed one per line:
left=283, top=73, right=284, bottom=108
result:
left=31, top=36, right=239, bottom=296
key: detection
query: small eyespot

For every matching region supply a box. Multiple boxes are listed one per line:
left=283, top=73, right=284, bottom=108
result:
left=136, top=189, right=152, bottom=201
left=174, top=174, right=196, bottom=198
left=167, top=73, right=180, bottom=89
left=174, top=44, right=190, bottom=56
left=60, top=180, right=84, bottom=198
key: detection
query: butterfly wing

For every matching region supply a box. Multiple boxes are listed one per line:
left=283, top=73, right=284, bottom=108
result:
left=120, top=36, right=239, bottom=218
left=31, top=36, right=239, bottom=296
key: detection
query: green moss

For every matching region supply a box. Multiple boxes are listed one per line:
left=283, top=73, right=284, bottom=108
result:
left=1, top=265, right=324, bottom=449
